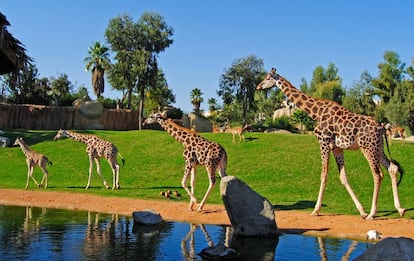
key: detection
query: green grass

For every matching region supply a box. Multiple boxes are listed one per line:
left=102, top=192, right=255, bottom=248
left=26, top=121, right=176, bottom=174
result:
left=1, top=129, right=413, bottom=218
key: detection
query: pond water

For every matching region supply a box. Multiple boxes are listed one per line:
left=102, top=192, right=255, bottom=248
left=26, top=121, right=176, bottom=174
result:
left=0, top=205, right=370, bottom=260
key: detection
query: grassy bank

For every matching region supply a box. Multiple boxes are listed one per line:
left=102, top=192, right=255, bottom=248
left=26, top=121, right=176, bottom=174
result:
left=1, top=129, right=413, bottom=218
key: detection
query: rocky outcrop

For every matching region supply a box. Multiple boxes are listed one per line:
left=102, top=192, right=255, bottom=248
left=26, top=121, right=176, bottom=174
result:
left=182, top=113, right=212, bottom=132
left=356, top=237, right=414, bottom=261
left=220, top=176, right=279, bottom=237
left=0, top=102, right=140, bottom=130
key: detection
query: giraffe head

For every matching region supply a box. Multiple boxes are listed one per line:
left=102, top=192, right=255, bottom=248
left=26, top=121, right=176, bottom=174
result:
left=257, top=68, right=279, bottom=90
left=53, top=129, right=68, bottom=141
left=143, top=112, right=166, bottom=126
left=13, top=137, right=24, bottom=146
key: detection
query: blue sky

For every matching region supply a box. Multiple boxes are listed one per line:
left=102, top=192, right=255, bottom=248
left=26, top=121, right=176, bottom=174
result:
left=2, top=1, right=414, bottom=112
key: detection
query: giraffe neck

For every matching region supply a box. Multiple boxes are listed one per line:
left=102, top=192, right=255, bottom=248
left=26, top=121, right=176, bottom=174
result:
left=65, top=131, right=92, bottom=144
left=17, top=141, right=32, bottom=157
left=157, top=118, right=193, bottom=144
left=276, top=75, right=320, bottom=120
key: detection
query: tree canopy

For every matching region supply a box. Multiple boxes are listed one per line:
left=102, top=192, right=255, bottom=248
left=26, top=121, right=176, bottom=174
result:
left=218, top=55, right=266, bottom=124
left=105, top=12, right=174, bottom=128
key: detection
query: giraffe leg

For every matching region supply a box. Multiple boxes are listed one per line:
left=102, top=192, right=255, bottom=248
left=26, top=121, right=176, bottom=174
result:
left=109, top=159, right=120, bottom=190
left=40, top=167, right=48, bottom=189
left=86, top=158, right=94, bottom=190
left=95, top=158, right=110, bottom=189
left=381, top=155, right=405, bottom=217
left=311, top=146, right=330, bottom=216
left=25, top=163, right=31, bottom=189
left=114, top=163, right=120, bottom=189
left=197, top=175, right=215, bottom=211
left=28, top=164, right=41, bottom=188
left=333, top=148, right=367, bottom=218
left=232, top=133, right=236, bottom=143
left=181, top=164, right=198, bottom=210
left=362, top=153, right=384, bottom=220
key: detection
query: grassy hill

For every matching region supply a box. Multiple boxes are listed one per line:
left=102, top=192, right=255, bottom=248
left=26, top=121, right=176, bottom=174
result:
left=1, top=129, right=413, bottom=218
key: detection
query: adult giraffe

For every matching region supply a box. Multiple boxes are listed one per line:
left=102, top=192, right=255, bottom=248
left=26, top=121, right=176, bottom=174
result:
left=143, top=112, right=227, bottom=211
left=53, top=129, right=124, bottom=190
left=257, top=68, right=405, bottom=220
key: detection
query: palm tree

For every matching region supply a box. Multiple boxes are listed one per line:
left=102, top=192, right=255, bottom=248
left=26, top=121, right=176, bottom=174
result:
left=0, top=12, right=33, bottom=75
left=84, top=42, right=111, bottom=99
left=207, top=98, right=218, bottom=112
left=190, top=88, right=203, bottom=114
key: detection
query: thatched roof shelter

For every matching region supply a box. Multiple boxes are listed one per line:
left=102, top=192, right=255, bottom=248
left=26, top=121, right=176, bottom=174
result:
left=0, top=12, right=33, bottom=75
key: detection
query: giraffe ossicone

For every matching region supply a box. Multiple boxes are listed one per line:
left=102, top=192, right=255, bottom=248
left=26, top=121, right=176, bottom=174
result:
left=143, top=112, right=227, bottom=211
left=14, top=137, right=52, bottom=189
left=257, top=68, right=405, bottom=220
left=53, top=129, right=124, bottom=190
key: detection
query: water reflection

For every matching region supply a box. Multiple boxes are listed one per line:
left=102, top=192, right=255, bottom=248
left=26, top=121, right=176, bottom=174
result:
left=0, top=205, right=369, bottom=260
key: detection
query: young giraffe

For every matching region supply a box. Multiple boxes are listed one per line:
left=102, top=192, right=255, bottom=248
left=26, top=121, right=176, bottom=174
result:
left=257, top=68, right=405, bottom=220
left=53, top=129, right=124, bottom=190
left=13, top=137, right=52, bottom=189
left=229, top=124, right=251, bottom=143
left=143, top=113, right=227, bottom=211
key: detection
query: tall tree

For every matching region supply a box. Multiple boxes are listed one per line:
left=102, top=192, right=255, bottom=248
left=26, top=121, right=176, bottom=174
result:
left=372, top=51, right=406, bottom=103
left=308, top=63, right=344, bottom=103
left=207, top=98, right=219, bottom=112
left=190, top=88, right=203, bottom=114
left=342, top=71, right=376, bottom=117
left=218, top=55, right=265, bottom=124
left=145, top=69, right=175, bottom=113
left=48, top=74, right=72, bottom=106
left=105, top=12, right=173, bottom=129
left=84, top=41, right=111, bottom=99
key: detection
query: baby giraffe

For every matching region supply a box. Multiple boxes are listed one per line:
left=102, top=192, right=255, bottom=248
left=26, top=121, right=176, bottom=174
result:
left=14, top=137, right=52, bottom=189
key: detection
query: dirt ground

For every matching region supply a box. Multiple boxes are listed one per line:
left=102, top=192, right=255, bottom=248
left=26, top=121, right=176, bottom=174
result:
left=0, top=188, right=413, bottom=241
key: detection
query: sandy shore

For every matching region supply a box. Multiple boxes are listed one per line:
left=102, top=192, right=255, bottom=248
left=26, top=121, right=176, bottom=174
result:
left=0, top=188, right=413, bottom=241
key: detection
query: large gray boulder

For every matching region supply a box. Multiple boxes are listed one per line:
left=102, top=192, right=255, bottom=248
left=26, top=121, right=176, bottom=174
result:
left=356, top=237, right=414, bottom=261
left=220, top=176, right=279, bottom=237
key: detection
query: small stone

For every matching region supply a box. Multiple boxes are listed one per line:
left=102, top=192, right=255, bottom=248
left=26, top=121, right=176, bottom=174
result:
left=132, top=209, right=163, bottom=225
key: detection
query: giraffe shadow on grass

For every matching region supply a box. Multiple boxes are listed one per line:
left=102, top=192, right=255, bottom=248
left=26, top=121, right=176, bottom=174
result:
left=273, top=200, right=318, bottom=211
left=375, top=208, right=414, bottom=218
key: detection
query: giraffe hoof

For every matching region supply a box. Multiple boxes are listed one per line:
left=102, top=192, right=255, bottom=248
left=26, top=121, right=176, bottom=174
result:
left=365, top=215, right=375, bottom=220
left=398, top=208, right=406, bottom=217
left=310, top=211, right=320, bottom=217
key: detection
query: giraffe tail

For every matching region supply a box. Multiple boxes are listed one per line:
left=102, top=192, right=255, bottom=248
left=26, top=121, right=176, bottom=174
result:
left=391, top=159, right=404, bottom=186
left=383, top=129, right=403, bottom=186
left=118, top=152, right=125, bottom=167
left=46, top=157, right=53, bottom=166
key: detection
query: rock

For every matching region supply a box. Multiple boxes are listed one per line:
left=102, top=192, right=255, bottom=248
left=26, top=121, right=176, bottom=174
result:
left=0, top=136, right=9, bottom=147
left=182, top=113, right=212, bottom=132
left=197, top=244, right=239, bottom=260
left=132, top=209, right=164, bottom=225
left=355, top=237, right=414, bottom=261
left=220, top=176, right=279, bottom=237
left=78, top=100, right=104, bottom=119
left=272, top=107, right=297, bottom=120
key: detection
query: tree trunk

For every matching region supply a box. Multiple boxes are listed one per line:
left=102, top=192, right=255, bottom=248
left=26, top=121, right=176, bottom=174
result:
left=127, top=88, right=132, bottom=109
left=138, top=88, right=145, bottom=130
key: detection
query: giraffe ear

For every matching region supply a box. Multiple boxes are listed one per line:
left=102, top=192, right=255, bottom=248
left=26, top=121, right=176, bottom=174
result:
left=160, top=111, right=168, bottom=118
